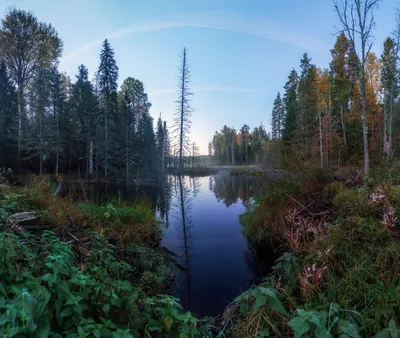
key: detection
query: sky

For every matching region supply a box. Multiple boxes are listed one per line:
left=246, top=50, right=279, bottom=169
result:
left=0, top=0, right=397, bottom=154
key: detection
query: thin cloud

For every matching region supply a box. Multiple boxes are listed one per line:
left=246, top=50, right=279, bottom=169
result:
left=62, top=11, right=330, bottom=61
left=148, top=85, right=264, bottom=96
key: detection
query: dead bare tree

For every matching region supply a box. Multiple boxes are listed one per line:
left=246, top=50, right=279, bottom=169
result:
left=333, top=0, right=381, bottom=175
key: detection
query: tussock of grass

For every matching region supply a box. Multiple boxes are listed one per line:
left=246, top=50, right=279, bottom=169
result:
left=240, top=168, right=332, bottom=245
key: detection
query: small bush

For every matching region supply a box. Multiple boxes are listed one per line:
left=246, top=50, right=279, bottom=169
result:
left=332, top=188, right=369, bottom=216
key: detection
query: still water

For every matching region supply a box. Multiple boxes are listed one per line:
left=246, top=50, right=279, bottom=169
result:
left=160, top=173, right=276, bottom=317
left=65, top=172, right=276, bottom=317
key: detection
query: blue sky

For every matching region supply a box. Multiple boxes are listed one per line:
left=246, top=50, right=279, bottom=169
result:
left=0, top=0, right=397, bottom=154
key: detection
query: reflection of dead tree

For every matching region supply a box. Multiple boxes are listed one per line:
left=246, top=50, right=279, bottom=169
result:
left=191, top=177, right=201, bottom=198
left=171, top=175, right=194, bottom=305
left=209, top=176, right=213, bottom=192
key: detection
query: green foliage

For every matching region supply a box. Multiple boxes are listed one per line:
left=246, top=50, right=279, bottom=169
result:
left=272, top=253, right=299, bottom=294
left=78, top=199, right=156, bottom=227
left=0, top=230, right=212, bottom=337
left=288, top=304, right=364, bottom=338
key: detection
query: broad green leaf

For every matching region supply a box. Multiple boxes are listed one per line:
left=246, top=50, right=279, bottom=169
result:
left=315, top=326, right=332, bottom=338
left=338, top=322, right=361, bottom=338
left=257, top=328, right=270, bottom=337
left=93, top=329, right=100, bottom=338
left=240, top=302, right=249, bottom=314
left=0, top=315, right=8, bottom=325
left=103, top=303, right=110, bottom=313
left=253, top=295, right=267, bottom=315
left=288, top=317, right=310, bottom=338
left=268, top=297, right=287, bottom=315
left=36, top=321, right=50, bottom=338
left=59, top=307, right=73, bottom=317
left=389, top=319, right=397, bottom=331
left=374, top=332, right=390, bottom=338
left=9, top=326, right=20, bottom=337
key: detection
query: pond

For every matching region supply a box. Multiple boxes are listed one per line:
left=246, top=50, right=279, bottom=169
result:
left=160, top=173, right=277, bottom=317
left=63, top=172, right=277, bottom=317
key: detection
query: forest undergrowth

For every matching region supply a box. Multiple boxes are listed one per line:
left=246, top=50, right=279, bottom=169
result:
left=235, top=162, right=400, bottom=337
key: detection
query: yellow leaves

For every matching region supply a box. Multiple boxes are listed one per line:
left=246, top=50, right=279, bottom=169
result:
left=164, top=316, right=173, bottom=330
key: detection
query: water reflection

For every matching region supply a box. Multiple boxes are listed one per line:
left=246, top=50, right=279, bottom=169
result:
left=211, top=173, right=265, bottom=207
left=161, top=173, right=274, bottom=317
left=64, top=173, right=275, bottom=317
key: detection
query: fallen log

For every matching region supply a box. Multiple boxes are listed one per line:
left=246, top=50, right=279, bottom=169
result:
left=161, top=246, right=185, bottom=259
left=7, top=212, right=40, bottom=227
left=6, top=212, right=41, bottom=234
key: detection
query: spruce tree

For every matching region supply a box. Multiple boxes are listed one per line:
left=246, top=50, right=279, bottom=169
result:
left=282, top=69, right=299, bottom=142
left=271, top=92, right=284, bottom=140
left=298, top=53, right=318, bottom=153
left=98, top=39, right=118, bottom=177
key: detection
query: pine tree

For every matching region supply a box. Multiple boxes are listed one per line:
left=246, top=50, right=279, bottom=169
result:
left=282, top=69, right=299, bottom=142
left=174, top=47, right=193, bottom=171
left=98, top=39, right=118, bottom=177
left=271, top=92, right=284, bottom=140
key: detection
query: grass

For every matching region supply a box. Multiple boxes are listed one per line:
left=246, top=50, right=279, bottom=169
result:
left=12, top=175, right=161, bottom=246
left=234, top=163, right=400, bottom=336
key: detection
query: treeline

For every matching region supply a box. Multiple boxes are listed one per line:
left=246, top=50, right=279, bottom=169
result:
left=210, top=1, right=400, bottom=174
left=210, top=124, right=276, bottom=166
left=272, top=1, right=400, bottom=173
left=0, top=8, right=172, bottom=181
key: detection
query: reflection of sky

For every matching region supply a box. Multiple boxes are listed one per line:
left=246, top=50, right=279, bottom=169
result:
left=161, top=175, right=265, bottom=317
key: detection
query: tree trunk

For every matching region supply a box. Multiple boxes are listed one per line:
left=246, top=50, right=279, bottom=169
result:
left=360, top=72, right=369, bottom=175
left=126, top=125, right=129, bottom=187
left=161, top=122, right=165, bottom=172
left=340, top=104, right=347, bottom=161
left=319, top=108, right=323, bottom=169
left=39, top=107, right=43, bottom=175
left=105, top=115, right=108, bottom=177
left=17, top=86, right=23, bottom=171
left=55, top=105, right=59, bottom=177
